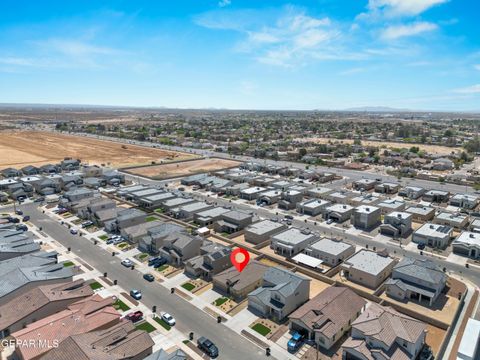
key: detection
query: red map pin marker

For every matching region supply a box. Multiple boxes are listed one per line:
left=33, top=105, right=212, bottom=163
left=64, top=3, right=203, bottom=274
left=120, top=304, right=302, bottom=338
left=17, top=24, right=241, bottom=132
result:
left=231, top=247, right=250, bottom=272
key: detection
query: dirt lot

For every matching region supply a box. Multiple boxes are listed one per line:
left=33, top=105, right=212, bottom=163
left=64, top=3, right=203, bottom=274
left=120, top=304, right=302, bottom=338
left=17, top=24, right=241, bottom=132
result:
left=295, top=137, right=462, bottom=155
left=128, top=158, right=242, bottom=180
left=426, top=324, right=447, bottom=356
left=0, top=130, right=196, bottom=168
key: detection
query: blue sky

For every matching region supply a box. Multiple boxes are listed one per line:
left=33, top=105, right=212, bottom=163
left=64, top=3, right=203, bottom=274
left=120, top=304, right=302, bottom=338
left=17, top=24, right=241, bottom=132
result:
left=0, top=0, right=479, bottom=111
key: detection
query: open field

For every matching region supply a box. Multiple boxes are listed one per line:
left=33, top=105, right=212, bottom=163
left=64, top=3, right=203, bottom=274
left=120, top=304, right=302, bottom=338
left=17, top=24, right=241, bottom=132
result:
left=295, top=137, right=462, bottom=155
left=128, top=157, right=242, bottom=180
left=0, top=130, right=196, bottom=168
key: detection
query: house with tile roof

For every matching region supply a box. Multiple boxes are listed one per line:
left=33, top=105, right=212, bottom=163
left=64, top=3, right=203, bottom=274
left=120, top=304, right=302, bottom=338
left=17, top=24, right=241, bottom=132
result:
left=385, top=258, right=447, bottom=306
left=342, top=303, right=427, bottom=360
left=184, top=242, right=232, bottom=280
left=289, top=286, right=366, bottom=350
left=41, top=320, right=154, bottom=360
left=0, top=279, right=93, bottom=338
left=248, top=267, right=310, bottom=321
left=11, top=295, right=120, bottom=360
left=143, top=349, right=187, bottom=360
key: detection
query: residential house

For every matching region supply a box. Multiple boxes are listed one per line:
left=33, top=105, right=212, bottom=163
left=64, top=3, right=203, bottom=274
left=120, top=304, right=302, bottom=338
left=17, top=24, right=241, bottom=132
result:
left=289, top=286, right=366, bottom=350
left=20, top=165, right=39, bottom=176
left=412, top=223, right=453, bottom=249
left=0, top=279, right=93, bottom=338
left=102, top=170, right=125, bottom=186
left=244, top=220, right=287, bottom=245
left=352, top=205, right=381, bottom=230
left=258, top=189, right=282, bottom=205
left=398, top=186, right=425, bottom=199
left=213, top=210, right=253, bottom=234
left=138, top=223, right=186, bottom=254
left=422, top=189, right=450, bottom=203
left=158, top=232, right=204, bottom=266
left=241, top=186, right=267, bottom=200
left=324, top=204, right=354, bottom=223
left=374, top=182, right=400, bottom=194
left=341, top=249, right=397, bottom=289
left=342, top=303, right=427, bottom=360
left=120, top=220, right=164, bottom=244
left=40, top=163, right=59, bottom=174
left=304, top=238, right=355, bottom=267
left=385, top=257, right=447, bottom=306
left=138, top=192, right=176, bottom=209
left=193, top=207, right=230, bottom=227
left=405, top=206, right=435, bottom=221
left=432, top=157, right=454, bottom=170
left=452, top=232, right=480, bottom=259
left=352, top=179, right=378, bottom=191
left=184, top=242, right=232, bottom=280
left=144, top=349, right=187, bottom=360
left=307, top=187, right=332, bottom=199
left=377, top=199, right=406, bottom=214
left=1, top=167, right=21, bottom=178
left=42, top=321, right=154, bottom=360
left=434, top=211, right=469, bottom=229
left=450, top=193, right=480, bottom=210
left=212, top=260, right=270, bottom=300
left=0, top=231, right=40, bottom=260
left=170, top=201, right=213, bottom=220
left=162, top=197, right=196, bottom=212
left=0, top=252, right=73, bottom=305
left=296, top=199, right=330, bottom=217
left=11, top=295, right=120, bottom=360
left=470, top=219, right=480, bottom=233
left=63, top=188, right=95, bottom=203
left=380, top=211, right=412, bottom=237
left=84, top=177, right=107, bottom=189
left=278, top=189, right=303, bottom=210
left=106, top=208, right=146, bottom=233
left=248, top=267, right=310, bottom=321
left=270, top=228, right=318, bottom=257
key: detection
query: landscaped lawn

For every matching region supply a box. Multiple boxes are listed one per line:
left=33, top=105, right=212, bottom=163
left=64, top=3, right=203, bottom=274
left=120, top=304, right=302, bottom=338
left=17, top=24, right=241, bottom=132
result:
left=135, top=322, right=156, bottom=333
left=145, top=216, right=157, bottom=222
left=113, top=299, right=130, bottom=312
left=251, top=323, right=271, bottom=336
left=156, top=264, right=169, bottom=272
left=154, top=208, right=165, bottom=213
left=181, top=282, right=195, bottom=292
left=63, top=261, right=75, bottom=267
left=89, top=281, right=103, bottom=291
left=117, top=242, right=129, bottom=249
left=99, top=234, right=108, bottom=241
left=214, top=297, right=229, bottom=306
left=182, top=340, right=190, bottom=344
left=138, top=253, right=149, bottom=260
left=153, top=316, right=171, bottom=330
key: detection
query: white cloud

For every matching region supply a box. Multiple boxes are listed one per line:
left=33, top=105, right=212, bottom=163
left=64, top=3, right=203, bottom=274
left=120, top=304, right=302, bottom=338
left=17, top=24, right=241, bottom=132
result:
left=381, top=22, right=437, bottom=40
left=339, top=67, right=367, bottom=75
left=453, top=84, right=480, bottom=94
left=218, top=0, right=231, bottom=8
left=474, top=64, right=480, bottom=71
left=363, top=0, right=449, bottom=18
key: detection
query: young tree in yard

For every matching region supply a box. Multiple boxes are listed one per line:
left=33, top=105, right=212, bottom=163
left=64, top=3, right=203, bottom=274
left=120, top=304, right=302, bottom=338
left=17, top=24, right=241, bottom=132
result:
left=299, top=148, right=307, bottom=158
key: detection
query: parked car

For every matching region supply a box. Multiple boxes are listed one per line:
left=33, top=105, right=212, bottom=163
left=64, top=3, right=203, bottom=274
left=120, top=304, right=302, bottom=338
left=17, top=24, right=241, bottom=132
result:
left=160, top=312, right=176, bottom=326
left=326, top=219, right=334, bottom=225
left=70, top=228, right=78, bottom=235
left=22, top=215, right=30, bottom=222
left=34, top=197, right=45, bottom=203
left=8, top=217, right=20, bottom=224
left=417, top=243, right=426, bottom=250
left=121, top=259, right=133, bottom=267
left=143, top=273, right=155, bottom=282
left=125, top=311, right=143, bottom=323
left=129, top=289, right=142, bottom=300
left=15, top=210, right=23, bottom=216
left=197, top=337, right=219, bottom=358
left=287, top=332, right=305, bottom=353
left=152, top=257, right=168, bottom=268
left=148, top=257, right=161, bottom=266
left=81, top=221, right=94, bottom=228
left=284, top=215, right=294, bottom=220
left=16, top=224, right=28, bottom=232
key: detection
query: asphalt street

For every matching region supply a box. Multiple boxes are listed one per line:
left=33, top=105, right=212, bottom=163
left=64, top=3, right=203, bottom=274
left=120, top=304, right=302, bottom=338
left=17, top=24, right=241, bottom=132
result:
left=15, top=203, right=267, bottom=360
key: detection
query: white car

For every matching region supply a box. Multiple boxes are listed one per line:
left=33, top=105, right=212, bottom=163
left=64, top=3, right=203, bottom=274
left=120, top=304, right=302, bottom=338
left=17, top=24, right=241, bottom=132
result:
left=161, top=312, right=176, bottom=326
left=121, top=259, right=133, bottom=267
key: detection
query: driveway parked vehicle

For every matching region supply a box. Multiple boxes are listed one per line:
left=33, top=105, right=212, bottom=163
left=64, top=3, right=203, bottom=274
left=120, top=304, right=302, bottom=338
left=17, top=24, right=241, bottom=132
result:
left=287, top=332, right=304, bottom=353
left=160, top=312, right=176, bottom=326
left=125, top=311, right=143, bottom=323
left=197, top=337, right=219, bottom=358
left=70, top=228, right=78, bottom=235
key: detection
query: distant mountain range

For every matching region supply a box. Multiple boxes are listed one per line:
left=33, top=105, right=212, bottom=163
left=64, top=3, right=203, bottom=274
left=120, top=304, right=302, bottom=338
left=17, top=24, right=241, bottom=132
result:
left=342, top=106, right=414, bottom=112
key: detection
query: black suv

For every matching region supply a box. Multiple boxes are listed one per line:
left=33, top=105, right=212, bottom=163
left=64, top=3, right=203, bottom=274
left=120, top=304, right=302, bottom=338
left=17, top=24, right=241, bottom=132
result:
left=197, top=337, right=219, bottom=358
